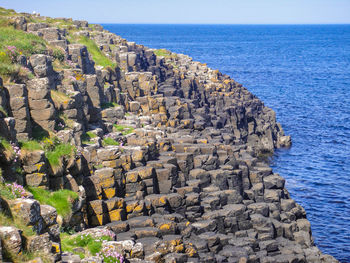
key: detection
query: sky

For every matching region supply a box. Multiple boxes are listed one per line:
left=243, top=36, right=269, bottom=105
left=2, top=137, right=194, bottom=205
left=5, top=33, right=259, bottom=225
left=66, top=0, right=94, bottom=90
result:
left=1, top=0, right=350, bottom=24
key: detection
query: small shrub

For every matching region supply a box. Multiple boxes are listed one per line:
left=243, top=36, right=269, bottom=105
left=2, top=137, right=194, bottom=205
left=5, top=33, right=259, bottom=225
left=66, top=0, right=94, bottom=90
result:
left=5, top=182, right=26, bottom=199
left=49, top=46, right=65, bottom=62
left=27, top=187, right=78, bottom=218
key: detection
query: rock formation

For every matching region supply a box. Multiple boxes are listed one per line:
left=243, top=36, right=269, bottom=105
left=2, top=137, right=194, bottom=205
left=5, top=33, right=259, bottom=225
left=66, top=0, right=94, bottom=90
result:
left=0, top=7, right=338, bottom=263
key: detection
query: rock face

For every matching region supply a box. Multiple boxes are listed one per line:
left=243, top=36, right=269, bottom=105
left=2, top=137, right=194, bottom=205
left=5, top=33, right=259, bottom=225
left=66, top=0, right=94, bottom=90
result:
left=0, top=198, right=61, bottom=261
left=0, top=9, right=337, bottom=263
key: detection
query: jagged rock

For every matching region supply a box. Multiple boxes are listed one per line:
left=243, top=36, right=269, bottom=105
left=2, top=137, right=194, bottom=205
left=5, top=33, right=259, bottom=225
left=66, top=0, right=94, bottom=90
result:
left=29, top=54, right=54, bottom=78
left=68, top=44, right=95, bottom=74
left=8, top=198, right=43, bottom=232
left=0, top=226, right=22, bottom=255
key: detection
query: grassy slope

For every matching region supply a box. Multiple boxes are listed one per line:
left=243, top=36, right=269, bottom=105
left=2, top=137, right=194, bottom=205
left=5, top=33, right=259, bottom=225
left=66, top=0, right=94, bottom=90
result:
left=77, top=36, right=116, bottom=68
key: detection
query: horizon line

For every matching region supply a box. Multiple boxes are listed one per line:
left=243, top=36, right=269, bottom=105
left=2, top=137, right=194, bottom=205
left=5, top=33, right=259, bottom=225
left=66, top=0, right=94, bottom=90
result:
left=97, top=22, right=350, bottom=26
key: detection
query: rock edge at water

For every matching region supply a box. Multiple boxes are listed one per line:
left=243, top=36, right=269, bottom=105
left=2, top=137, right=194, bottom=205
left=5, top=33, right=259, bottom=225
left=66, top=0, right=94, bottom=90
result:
left=0, top=7, right=338, bottom=263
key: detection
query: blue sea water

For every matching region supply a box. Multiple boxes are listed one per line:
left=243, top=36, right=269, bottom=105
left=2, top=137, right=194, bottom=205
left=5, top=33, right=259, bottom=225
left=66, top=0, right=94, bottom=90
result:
left=103, top=24, right=350, bottom=262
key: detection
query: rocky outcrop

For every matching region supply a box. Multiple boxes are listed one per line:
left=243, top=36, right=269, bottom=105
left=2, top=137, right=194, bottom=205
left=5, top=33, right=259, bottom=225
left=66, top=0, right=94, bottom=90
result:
left=0, top=198, right=61, bottom=262
left=0, top=8, right=336, bottom=263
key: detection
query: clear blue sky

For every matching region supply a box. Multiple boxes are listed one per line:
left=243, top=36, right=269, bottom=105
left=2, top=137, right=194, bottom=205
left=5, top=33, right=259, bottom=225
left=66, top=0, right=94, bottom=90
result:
left=1, top=0, right=350, bottom=24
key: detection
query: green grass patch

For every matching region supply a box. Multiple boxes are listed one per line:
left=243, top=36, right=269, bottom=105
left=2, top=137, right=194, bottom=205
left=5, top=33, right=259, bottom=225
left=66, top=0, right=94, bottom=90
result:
left=0, top=27, right=46, bottom=56
left=27, top=187, right=78, bottom=218
left=113, top=124, right=134, bottom=135
left=101, top=102, right=120, bottom=109
left=86, top=131, right=98, bottom=139
left=81, top=131, right=98, bottom=145
left=61, top=233, right=112, bottom=259
left=0, top=211, right=35, bottom=237
left=0, top=7, right=16, bottom=17
left=0, top=25, right=47, bottom=80
left=94, top=164, right=104, bottom=170
left=102, top=137, right=119, bottom=146
left=0, top=137, right=12, bottom=152
left=76, top=36, right=115, bottom=68
left=154, top=49, right=171, bottom=57
left=45, top=143, right=76, bottom=167
left=19, top=140, right=42, bottom=151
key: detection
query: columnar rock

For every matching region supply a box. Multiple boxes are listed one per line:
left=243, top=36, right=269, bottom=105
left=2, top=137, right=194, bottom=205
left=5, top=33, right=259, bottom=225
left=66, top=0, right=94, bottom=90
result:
left=27, top=77, right=56, bottom=131
left=0, top=9, right=336, bottom=263
left=68, top=44, right=95, bottom=74
left=6, top=84, right=32, bottom=140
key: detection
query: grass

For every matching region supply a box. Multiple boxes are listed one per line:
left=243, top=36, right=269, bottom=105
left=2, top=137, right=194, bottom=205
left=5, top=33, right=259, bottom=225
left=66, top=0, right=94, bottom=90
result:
left=0, top=182, right=16, bottom=200
left=0, top=26, right=47, bottom=79
left=94, top=164, right=104, bottom=170
left=81, top=131, right=98, bottom=145
left=0, top=7, right=16, bottom=17
left=76, top=36, right=115, bottom=68
left=45, top=143, right=76, bottom=167
left=0, top=137, right=12, bottom=152
left=154, top=49, right=171, bottom=57
left=19, top=140, right=42, bottom=151
left=102, top=137, right=119, bottom=146
left=0, top=211, right=36, bottom=237
left=61, top=233, right=112, bottom=259
left=113, top=124, right=134, bottom=135
left=19, top=137, right=75, bottom=167
left=101, top=102, right=120, bottom=109
left=0, top=137, right=13, bottom=160
left=27, top=187, right=78, bottom=218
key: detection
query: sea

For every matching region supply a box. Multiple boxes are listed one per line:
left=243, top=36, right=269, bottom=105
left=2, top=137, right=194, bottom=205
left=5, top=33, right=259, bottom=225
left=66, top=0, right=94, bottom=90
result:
left=102, top=24, right=350, bottom=262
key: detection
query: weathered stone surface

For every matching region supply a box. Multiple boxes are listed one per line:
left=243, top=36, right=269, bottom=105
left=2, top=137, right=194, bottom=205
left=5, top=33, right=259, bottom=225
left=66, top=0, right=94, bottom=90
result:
left=0, top=11, right=335, bottom=263
left=0, top=226, right=22, bottom=255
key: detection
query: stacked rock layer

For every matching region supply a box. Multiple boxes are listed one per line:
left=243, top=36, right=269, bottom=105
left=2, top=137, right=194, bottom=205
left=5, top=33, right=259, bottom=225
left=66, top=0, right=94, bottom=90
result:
left=0, top=10, right=338, bottom=263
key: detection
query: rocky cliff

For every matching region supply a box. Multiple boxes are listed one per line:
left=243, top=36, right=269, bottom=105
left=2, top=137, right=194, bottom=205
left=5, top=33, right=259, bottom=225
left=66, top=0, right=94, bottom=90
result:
left=0, top=7, right=338, bottom=263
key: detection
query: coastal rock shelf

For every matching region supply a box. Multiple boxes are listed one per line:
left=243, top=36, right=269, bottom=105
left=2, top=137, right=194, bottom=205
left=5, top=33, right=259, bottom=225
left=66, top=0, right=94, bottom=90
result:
left=0, top=8, right=338, bottom=263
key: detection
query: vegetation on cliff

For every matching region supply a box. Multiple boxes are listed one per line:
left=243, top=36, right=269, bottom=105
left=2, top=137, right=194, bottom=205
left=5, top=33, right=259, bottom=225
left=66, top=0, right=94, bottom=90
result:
left=76, top=36, right=116, bottom=68
left=27, top=187, right=78, bottom=218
